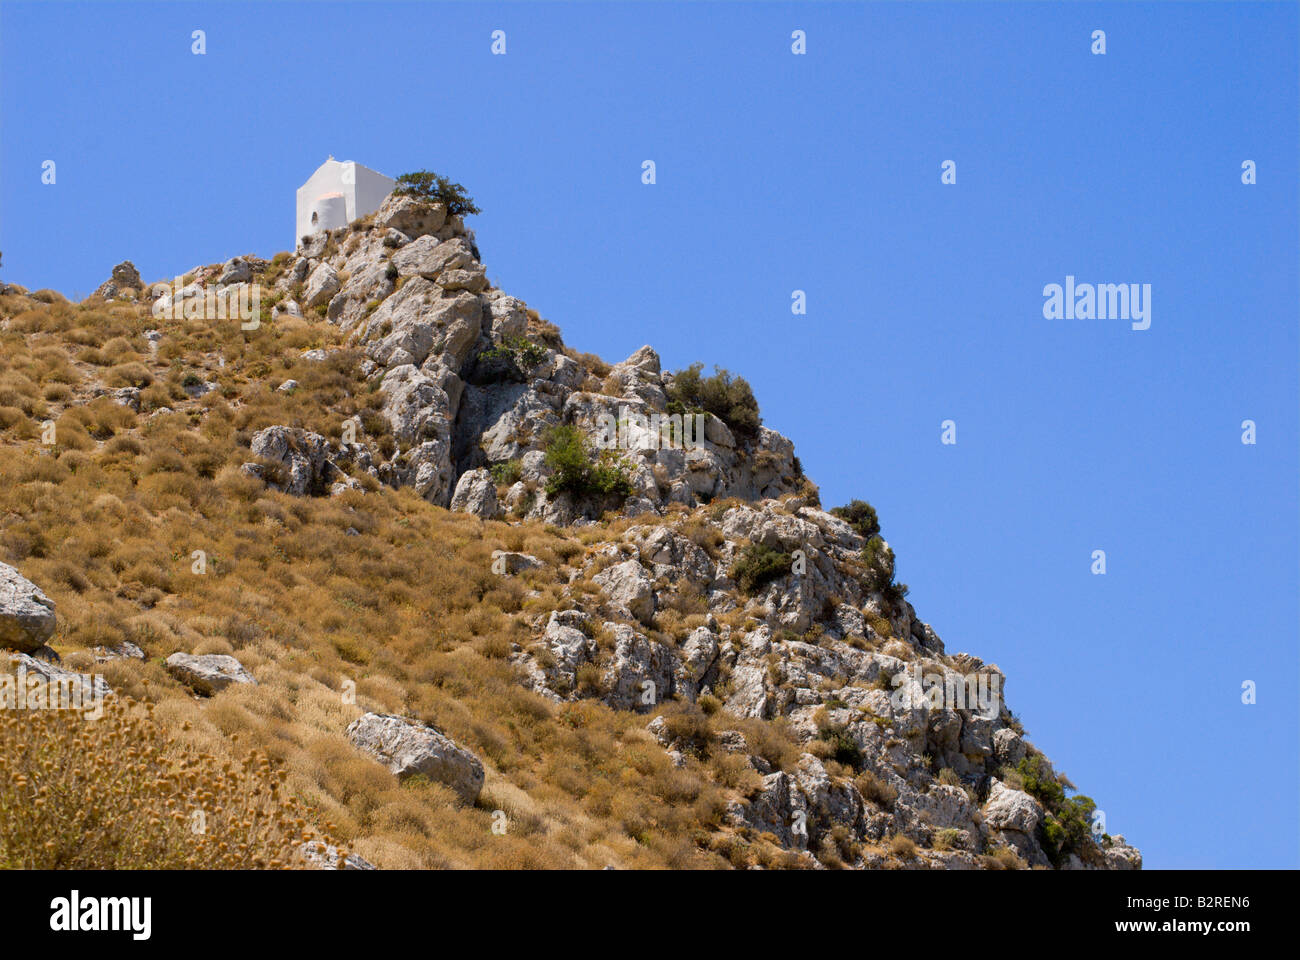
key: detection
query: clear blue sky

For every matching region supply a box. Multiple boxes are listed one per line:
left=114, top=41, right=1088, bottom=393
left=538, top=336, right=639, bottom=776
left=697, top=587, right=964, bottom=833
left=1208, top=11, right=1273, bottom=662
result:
left=2, top=1, right=1296, bottom=869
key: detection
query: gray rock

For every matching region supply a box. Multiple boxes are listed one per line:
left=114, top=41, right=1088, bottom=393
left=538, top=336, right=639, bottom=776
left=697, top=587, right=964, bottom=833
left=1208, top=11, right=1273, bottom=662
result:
left=165, top=652, right=257, bottom=695
left=249, top=425, right=336, bottom=496
left=495, top=551, right=542, bottom=575
left=8, top=652, right=113, bottom=702
left=449, top=468, right=499, bottom=519
left=303, top=262, right=340, bottom=308
left=373, top=195, right=447, bottom=238
left=602, top=624, right=674, bottom=711
left=674, top=625, right=719, bottom=701
left=93, top=260, right=142, bottom=299
left=391, top=236, right=475, bottom=283
left=218, top=257, right=253, bottom=286
left=345, top=712, right=484, bottom=803
left=0, top=562, right=57, bottom=653
left=982, top=779, right=1042, bottom=835
left=593, top=559, right=655, bottom=624
left=94, top=640, right=145, bottom=663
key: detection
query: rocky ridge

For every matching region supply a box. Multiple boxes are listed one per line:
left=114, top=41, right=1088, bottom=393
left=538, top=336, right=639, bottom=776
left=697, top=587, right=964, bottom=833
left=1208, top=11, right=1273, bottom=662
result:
left=0, top=191, right=1140, bottom=870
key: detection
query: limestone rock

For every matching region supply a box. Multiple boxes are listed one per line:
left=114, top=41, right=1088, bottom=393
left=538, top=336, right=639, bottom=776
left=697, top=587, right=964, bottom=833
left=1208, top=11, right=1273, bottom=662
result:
left=373, top=195, right=447, bottom=239
left=594, top=559, right=655, bottom=624
left=298, top=842, right=377, bottom=871
left=8, top=652, right=113, bottom=702
left=450, top=468, right=500, bottom=518
left=303, top=262, right=340, bottom=308
left=345, top=712, right=484, bottom=803
left=165, top=652, right=257, bottom=695
left=93, top=260, right=142, bottom=299
left=0, top=562, right=57, bottom=653
left=249, top=426, right=337, bottom=496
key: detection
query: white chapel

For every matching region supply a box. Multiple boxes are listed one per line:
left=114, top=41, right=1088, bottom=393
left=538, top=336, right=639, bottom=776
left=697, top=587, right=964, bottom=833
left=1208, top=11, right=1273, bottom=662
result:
left=296, top=157, right=396, bottom=245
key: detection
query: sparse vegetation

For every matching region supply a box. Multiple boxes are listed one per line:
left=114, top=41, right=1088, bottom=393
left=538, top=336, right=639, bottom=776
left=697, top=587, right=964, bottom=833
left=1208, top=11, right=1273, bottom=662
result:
left=0, top=697, right=330, bottom=868
left=664, top=363, right=761, bottom=441
left=542, top=425, right=632, bottom=500
left=729, top=543, right=793, bottom=595
left=392, top=170, right=481, bottom=218
left=831, top=499, right=880, bottom=540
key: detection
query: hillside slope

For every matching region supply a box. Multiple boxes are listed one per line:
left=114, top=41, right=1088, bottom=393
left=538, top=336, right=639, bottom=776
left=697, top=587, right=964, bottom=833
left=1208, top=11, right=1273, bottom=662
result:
left=0, top=193, right=1139, bottom=870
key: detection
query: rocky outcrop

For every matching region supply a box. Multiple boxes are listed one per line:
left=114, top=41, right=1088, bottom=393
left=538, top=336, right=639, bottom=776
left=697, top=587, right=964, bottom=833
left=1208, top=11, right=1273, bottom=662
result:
left=345, top=712, right=484, bottom=804
left=594, top=559, right=655, bottom=624
left=90, top=185, right=1137, bottom=871
left=93, top=260, right=142, bottom=300
left=247, top=426, right=338, bottom=496
left=303, top=262, right=340, bottom=309
left=982, top=780, right=1048, bottom=867
left=0, top=562, right=57, bottom=653
left=165, top=653, right=257, bottom=695
left=449, top=467, right=499, bottom=518
left=258, top=191, right=806, bottom=517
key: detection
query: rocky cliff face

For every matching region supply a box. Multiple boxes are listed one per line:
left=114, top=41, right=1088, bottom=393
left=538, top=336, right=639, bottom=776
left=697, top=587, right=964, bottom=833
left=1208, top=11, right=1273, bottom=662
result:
left=0, top=192, right=1139, bottom=870
left=240, top=194, right=806, bottom=523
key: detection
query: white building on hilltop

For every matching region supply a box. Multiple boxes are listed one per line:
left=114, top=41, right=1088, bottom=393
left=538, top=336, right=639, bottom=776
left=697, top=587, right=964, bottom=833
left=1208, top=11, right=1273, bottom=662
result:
left=296, top=156, right=396, bottom=245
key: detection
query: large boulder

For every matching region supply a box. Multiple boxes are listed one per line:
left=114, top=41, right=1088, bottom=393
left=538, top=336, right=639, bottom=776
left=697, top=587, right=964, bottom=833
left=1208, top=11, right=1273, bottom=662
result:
left=345, top=712, right=484, bottom=804
left=359, top=279, right=482, bottom=372
left=1103, top=835, right=1143, bottom=870
left=373, top=195, right=447, bottom=239
left=390, top=236, right=474, bottom=282
left=593, top=559, right=655, bottom=624
left=249, top=426, right=336, bottom=496
left=303, top=262, right=341, bottom=309
left=217, top=256, right=253, bottom=286
left=0, top=562, right=57, bottom=652
left=602, top=624, right=675, bottom=711
left=165, top=652, right=257, bottom=695
left=982, top=779, right=1049, bottom=867
left=449, top=468, right=500, bottom=519
left=674, top=625, right=720, bottom=701
left=93, top=260, right=142, bottom=300
left=606, top=345, right=666, bottom=408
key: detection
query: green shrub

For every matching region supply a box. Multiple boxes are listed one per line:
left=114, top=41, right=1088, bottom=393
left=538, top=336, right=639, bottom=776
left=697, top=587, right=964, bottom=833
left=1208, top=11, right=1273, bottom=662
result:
left=861, top=536, right=895, bottom=588
left=933, top=827, right=961, bottom=851
left=831, top=499, right=880, bottom=540
left=665, top=363, right=760, bottom=441
left=542, top=425, right=631, bottom=500
left=1016, top=754, right=1064, bottom=809
left=730, top=543, right=792, bottom=595
left=392, top=170, right=481, bottom=218
left=489, top=459, right=522, bottom=485
left=480, top=336, right=547, bottom=373
left=1016, top=755, right=1099, bottom=866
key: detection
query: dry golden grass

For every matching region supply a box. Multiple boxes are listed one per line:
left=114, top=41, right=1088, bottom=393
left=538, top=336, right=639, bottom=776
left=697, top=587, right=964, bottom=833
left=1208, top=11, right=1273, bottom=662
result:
left=0, top=696, right=328, bottom=868
left=0, top=290, right=826, bottom=869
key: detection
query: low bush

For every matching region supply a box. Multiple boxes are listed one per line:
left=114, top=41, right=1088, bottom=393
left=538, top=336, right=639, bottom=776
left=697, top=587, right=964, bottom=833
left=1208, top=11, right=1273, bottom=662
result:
left=542, top=425, right=632, bottom=499
left=392, top=170, right=481, bottom=218
left=664, top=363, right=760, bottom=441
left=831, top=499, right=880, bottom=540
left=0, top=698, right=332, bottom=869
left=730, top=543, right=792, bottom=595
